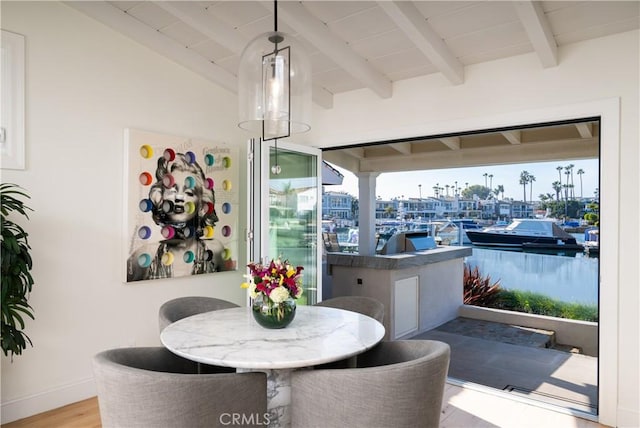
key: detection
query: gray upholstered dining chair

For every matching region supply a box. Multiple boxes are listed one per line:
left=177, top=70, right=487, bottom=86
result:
left=291, top=340, right=450, bottom=428
left=93, top=346, right=267, bottom=428
left=158, top=296, right=239, bottom=332
left=314, top=295, right=385, bottom=324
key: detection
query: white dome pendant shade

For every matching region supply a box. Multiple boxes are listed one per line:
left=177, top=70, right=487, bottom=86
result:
left=238, top=29, right=312, bottom=140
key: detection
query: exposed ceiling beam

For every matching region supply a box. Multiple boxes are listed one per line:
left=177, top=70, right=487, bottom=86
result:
left=153, top=1, right=247, bottom=53
left=312, top=85, right=334, bottom=109
left=513, top=1, right=558, bottom=67
left=575, top=123, right=593, bottom=138
left=153, top=1, right=333, bottom=109
left=268, top=1, right=392, bottom=99
left=65, top=1, right=238, bottom=94
left=439, top=137, right=460, bottom=150
left=378, top=1, right=464, bottom=85
left=502, top=130, right=522, bottom=145
left=389, top=142, right=412, bottom=155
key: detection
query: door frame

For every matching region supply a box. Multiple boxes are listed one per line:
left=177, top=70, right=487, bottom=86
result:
left=248, top=138, right=323, bottom=304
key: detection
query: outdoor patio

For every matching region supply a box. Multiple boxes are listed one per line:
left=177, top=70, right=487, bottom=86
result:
left=412, top=317, right=598, bottom=416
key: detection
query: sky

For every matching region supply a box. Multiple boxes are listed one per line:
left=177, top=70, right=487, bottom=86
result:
left=326, top=159, right=599, bottom=201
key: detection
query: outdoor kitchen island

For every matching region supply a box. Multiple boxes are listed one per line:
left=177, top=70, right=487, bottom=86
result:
left=326, top=244, right=472, bottom=340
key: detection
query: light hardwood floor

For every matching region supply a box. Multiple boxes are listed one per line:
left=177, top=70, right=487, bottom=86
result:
left=2, top=383, right=605, bottom=428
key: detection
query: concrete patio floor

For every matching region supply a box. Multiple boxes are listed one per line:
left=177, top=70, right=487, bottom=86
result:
left=411, top=317, right=598, bottom=415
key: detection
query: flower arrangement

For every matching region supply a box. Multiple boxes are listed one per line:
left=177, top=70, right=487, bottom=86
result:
left=242, top=258, right=304, bottom=328
left=242, top=258, right=304, bottom=303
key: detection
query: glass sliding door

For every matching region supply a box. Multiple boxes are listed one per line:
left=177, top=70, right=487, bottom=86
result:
left=249, top=139, right=322, bottom=305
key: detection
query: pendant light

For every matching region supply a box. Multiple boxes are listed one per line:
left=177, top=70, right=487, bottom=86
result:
left=238, top=1, right=312, bottom=145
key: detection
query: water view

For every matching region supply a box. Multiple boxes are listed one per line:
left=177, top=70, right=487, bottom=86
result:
left=466, top=247, right=598, bottom=305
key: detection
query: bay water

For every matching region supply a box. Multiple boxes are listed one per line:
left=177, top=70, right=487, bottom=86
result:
left=465, top=247, right=598, bottom=306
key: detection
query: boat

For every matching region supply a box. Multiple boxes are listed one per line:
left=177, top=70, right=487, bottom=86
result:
left=465, top=219, right=584, bottom=250
left=583, top=227, right=599, bottom=255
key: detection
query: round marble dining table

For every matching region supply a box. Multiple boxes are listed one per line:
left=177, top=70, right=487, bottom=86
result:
left=160, top=305, right=385, bottom=428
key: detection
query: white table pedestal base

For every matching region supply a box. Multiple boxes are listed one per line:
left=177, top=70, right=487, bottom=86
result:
left=238, top=368, right=292, bottom=428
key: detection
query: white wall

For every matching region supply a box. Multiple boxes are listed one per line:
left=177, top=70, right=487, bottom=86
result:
left=1, top=2, right=248, bottom=422
left=305, top=31, right=639, bottom=427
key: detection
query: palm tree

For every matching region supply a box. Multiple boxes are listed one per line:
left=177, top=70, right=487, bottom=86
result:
left=556, top=165, right=564, bottom=185
left=488, top=174, right=494, bottom=189
left=496, top=184, right=505, bottom=199
left=568, top=164, right=576, bottom=198
left=445, top=184, right=450, bottom=197
left=565, top=165, right=575, bottom=199
left=577, top=168, right=585, bottom=199
left=483, top=173, right=488, bottom=188
left=552, top=181, right=562, bottom=201
left=519, top=171, right=529, bottom=203
left=564, top=169, right=571, bottom=200
left=433, top=183, right=440, bottom=197
left=528, top=174, right=536, bottom=202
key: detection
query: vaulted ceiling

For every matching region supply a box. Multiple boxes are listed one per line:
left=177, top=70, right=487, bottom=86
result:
left=68, top=1, right=639, bottom=110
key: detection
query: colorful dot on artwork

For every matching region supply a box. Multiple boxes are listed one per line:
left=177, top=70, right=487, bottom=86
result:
left=185, top=151, right=196, bottom=164
left=138, top=226, right=152, bottom=239
left=140, top=145, right=153, bottom=159
left=204, top=154, right=215, bottom=166
left=223, top=248, right=231, bottom=260
left=161, top=200, right=174, bottom=213
left=139, top=172, right=153, bottom=186
left=183, top=251, right=195, bottom=263
left=204, top=250, right=214, bottom=261
left=163, top=148, right=176, bottom=161
left=223, top=180, right=231, bottom=191
left=137, top=253, right=152, bottom=268
left=223, top=157, right=231, bottom=168
left=222, top=225, right=231, bottom=237
left=203, top=225, right=214, bottom=238
left=161, top=252, right=174, bottom=266
left=162, top=174, right=175, bottom=188
left=184, top=225, right=195, bottom=238
left=222, top=202, right=231, bottom=214
left=161, top=225, right=175, bottom=239
left=205, top=202, right=214, bottom=215
left=185, top=201, right=196, bottom=214
left=205, top=178, right=214, bottom=189
left=139, top=199, right=153, bottom=212
left=184, top=176, right=196, bottom=189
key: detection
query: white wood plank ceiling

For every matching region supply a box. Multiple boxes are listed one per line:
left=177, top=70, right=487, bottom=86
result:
left=67, top=1, right=639, bottom=110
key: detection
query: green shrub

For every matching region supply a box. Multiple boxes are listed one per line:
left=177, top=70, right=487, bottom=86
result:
left=493, top=290, right=598, bottom=322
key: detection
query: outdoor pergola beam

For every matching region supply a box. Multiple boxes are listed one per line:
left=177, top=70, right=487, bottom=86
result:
left=268, top=1, right=392, bottom=99
left=513, top=1, right=558, bottom=67
left=344, top=147, right=366, bottom=159
left=378, top=1, right=464, bottom=85
left=502, top=130, right=522, bottom=145
left=575, top=122, right=593, bottom=138
left=439, top=137, right=461, bottom=150
left=389, top=142, right=412, bottom=155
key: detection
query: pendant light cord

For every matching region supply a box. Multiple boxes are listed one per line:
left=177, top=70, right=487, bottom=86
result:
left=274, top=1, right=278, bottom=32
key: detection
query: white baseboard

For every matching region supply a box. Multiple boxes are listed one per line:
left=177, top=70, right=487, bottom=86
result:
left=1, top=377, right=96, bottom=424
left=617, top=407, right=640, bottom=428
